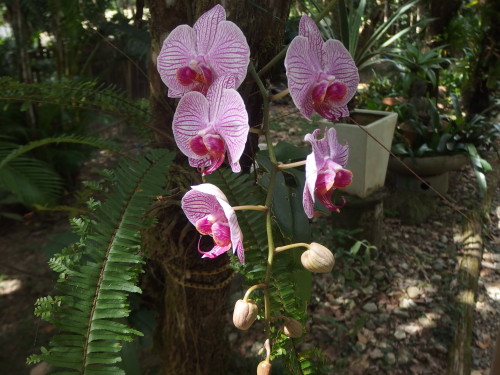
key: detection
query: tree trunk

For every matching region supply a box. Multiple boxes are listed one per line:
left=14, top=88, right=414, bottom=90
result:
left=462, top=0, right=500, bottom=114
left=145, top=1, right=291, bottom=374
left=424, top=0, right=462, bottom=42
left=447, top=160, right=500, bottom=375
left=6, top=0, right=37, bottom=136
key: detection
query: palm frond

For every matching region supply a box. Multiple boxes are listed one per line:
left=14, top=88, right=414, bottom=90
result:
left=0, top=145, right=64, bottom=207
left=28, top=149, right=175, bottom=374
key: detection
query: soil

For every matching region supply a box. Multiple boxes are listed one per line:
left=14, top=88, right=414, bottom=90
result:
left=0, top=103, right=499, bottom=375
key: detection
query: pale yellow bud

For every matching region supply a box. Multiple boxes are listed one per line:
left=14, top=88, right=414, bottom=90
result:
left=233, top=299, right=258, bottom=330
left=257, top=360, right=272, bottom=375
left=301, top=242, right=335, bottom=273
left=283, top=317, right=303, bottom=338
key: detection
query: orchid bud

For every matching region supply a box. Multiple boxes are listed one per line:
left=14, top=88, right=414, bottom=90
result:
left=257, top=361, right=272, bottom=375
left=233, top=299, right=258, bottom=330
left=283, top=317, right=303, bottom=338
left=301, top=242, right=335, bottom=273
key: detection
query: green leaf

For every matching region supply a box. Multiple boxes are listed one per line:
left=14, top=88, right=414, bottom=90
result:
left=274, top=141, right=309, bottom=162
left=266, top=171, right=294, bottom=239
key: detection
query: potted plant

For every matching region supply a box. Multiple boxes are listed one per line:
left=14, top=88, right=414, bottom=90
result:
left=333, top=109, right=398, bottom=198
left=379, top=42, right=497, bottom=195
left=389, top=95, right=497, bottom=195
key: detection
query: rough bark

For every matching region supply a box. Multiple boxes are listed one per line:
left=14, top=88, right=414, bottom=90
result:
left=447, top=218, right=483, bottom=375
left=143, top=178, right=233, bottom=375
left=447, top=163, right=500, bottom=375
left=145, top=1, right=291, bottom=374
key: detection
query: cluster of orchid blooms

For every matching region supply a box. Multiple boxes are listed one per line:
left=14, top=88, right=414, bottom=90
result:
left=157, top=4, right=359, bottom=372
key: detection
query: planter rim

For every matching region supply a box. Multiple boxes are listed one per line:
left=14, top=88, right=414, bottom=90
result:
left=388, top=154, right=469, bottom=176
left=338, top=109, right=398, bottom=128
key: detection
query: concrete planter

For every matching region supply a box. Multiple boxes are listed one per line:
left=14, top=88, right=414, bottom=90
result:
left=388, top=154, right=469, bottom=194
left=334, top=109, right=398, bottom=198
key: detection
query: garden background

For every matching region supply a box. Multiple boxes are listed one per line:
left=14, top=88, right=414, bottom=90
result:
left=0, top=0, right=499, bottom=374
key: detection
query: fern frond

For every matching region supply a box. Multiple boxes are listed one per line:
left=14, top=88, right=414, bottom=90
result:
left=0, top=77, right=152, bottom=130
left=29, top=149, right=174, bottom=373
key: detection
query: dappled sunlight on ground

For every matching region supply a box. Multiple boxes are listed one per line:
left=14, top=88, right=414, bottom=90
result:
left=0, top=278, right=22, bottom=295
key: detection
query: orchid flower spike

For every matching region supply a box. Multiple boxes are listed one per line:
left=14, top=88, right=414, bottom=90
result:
left=157, top=4, right=250, bottom=98
left=173, top=74, right=249, bottom=175
left=182, top=183, right=245, bottom=263
left=303, top=128, right=353, bottom=218
left=285, top=14, right=359, bottom=121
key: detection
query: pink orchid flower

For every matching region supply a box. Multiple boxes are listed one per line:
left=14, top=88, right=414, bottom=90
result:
left=303, top=128, right=353, bottom=218
left=285, top=14, right=359, bottom=121
left=182, top=183, right=245, bottom=263
left=157, top=4, right=250, bottom=98
left=172, top=75, right=249, bottom=175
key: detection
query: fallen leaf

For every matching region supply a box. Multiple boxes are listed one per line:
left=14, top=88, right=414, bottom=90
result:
left=475, top=334, right=491, bottom=349
left=357, top=332, right=368, bottom=345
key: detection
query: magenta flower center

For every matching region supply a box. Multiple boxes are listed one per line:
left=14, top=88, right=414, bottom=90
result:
left=311, top=78, right=348, bottom=105
left=189, top=131, right=226, bottom=175
left=176, top=58, right=213, bottom=95
left=326, top=81, right=347, bottom=102
left=195, top=214, right=231, bottom=247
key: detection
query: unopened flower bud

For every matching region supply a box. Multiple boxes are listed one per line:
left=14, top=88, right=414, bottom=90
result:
left=283, top=317, right=303, bottom=338
left=301, top=242, right=334, bottom=273
left=233, top=299, right=258, bottom=330
left=257, top=361, right=272, bottom=375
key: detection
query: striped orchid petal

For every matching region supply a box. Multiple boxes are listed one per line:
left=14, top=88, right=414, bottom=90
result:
left=182, top=183, right=245, bottom=263
left=303, top=128, right=352, bottom=218
left=285, top=15, right=359, bottom=121
left=173, top=75, right=249, bottom=175
left=157, top=4, right=250, bottom=97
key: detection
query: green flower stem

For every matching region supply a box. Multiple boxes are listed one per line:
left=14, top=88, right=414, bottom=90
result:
left=275, top=243, right=310, bottom=253
left=249, top=60, right=278, bottom=342
left=269, top=88, right=289, bottom=101
left=278, top=160, right=306, bottom=170
left=232, top=205, right=267, bottom=212
left=258, top=46, right=289, bottom=77
left=257, top=0, right=338, bottom=77
left=249, top=128, right=263, bottom=135
left=243, top=283, right=266, bottom=302
left=263, top=167, right=277, bottom=331
left=249, top=61, right=276, bottom=164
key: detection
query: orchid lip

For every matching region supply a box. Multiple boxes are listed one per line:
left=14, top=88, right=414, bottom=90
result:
left=317, top=193, right=347, bottom=213
left=201, top=153, right=225, bottom=176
